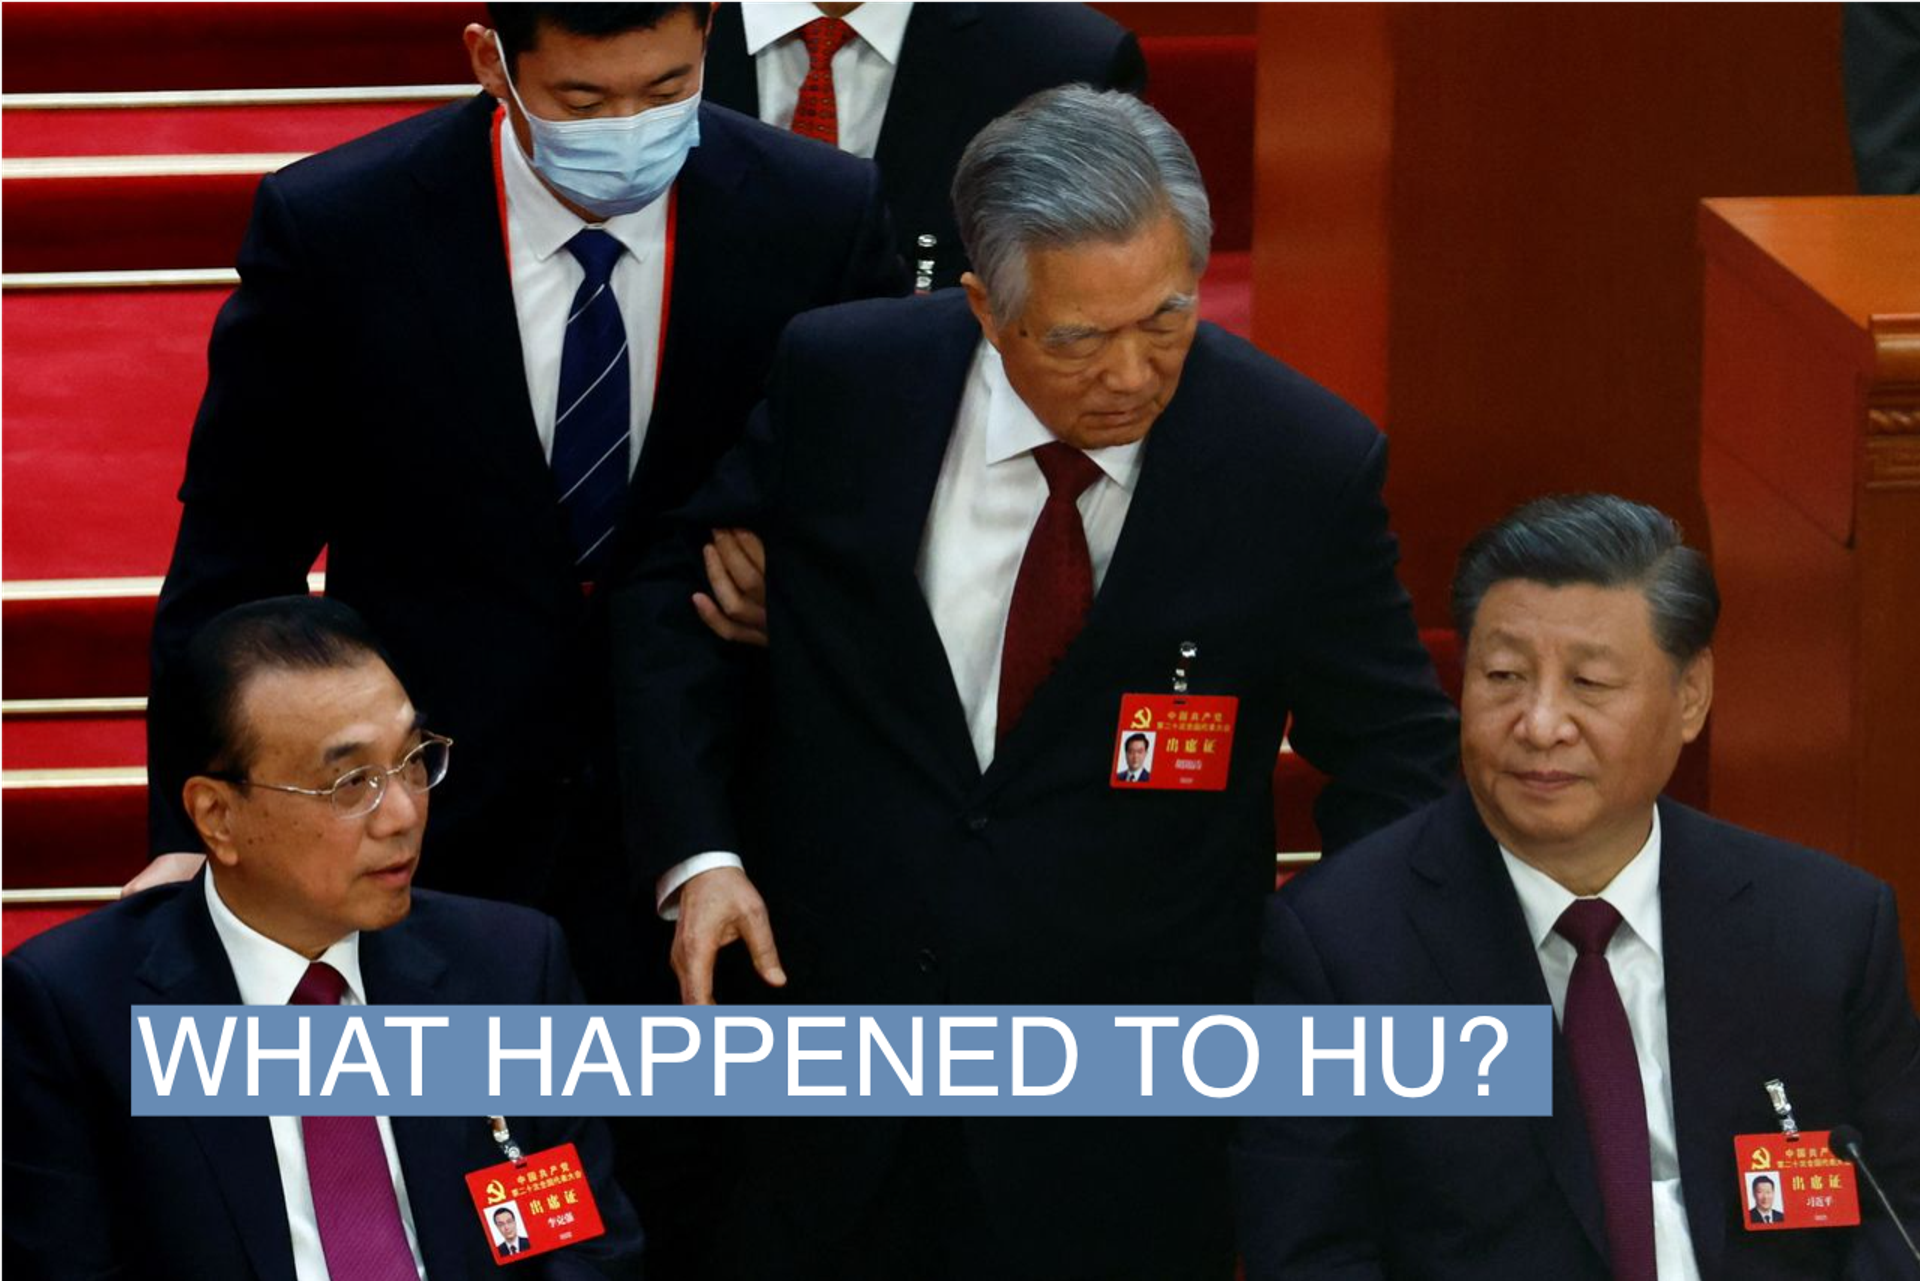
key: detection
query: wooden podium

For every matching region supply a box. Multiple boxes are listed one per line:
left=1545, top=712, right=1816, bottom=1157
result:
left=1698, top=197, right=1920, bottom=988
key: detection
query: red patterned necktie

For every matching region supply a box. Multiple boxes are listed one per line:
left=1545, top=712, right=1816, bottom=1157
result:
left=290, top=961, right=418, bottom=1281
left=791, top=16, right=856, bottom=145
left=1554, top=900, right=1657, bottom=1281
left=997, top=442, right=1106, bottom=741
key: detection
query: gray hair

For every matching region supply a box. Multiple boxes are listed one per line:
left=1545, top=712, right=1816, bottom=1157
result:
left=952, top=85, right=1213, bottom=325
left=1450, top=494, right=1720, bottom=667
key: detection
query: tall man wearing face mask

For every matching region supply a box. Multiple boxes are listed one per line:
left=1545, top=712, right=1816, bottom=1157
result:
left=136, top=4, right=906, bottom=996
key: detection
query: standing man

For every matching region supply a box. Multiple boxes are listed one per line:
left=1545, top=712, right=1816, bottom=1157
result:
left=7, top=597, right=645, bottom=1280
left=135, top=4, right=906, bottom=988
left=1234, top=495, right=1920, bottom=1280
left=704, top=2, right=1145, bottom=290
left=611, top=87, right=1457, bottom=1278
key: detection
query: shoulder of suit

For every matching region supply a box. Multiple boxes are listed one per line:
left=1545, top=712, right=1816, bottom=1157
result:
left=266, top=93, right=489, bottom=203
left=399, top=888, right=562, bottom=950
left=695, top=101, right=882, bottom=197
left=1656, top=797, right=1893, bottom=905
left=958, top=2, right=1138, bottom=83
left=3, top=878, right=197, bottom=987
left=1278, top=791, right=1456, bottom=919
left=1180, top=325, right=1382, bottom=462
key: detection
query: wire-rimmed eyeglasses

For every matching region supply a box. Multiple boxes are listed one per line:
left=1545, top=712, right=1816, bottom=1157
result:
left=218, top=734, right=452, bottom=819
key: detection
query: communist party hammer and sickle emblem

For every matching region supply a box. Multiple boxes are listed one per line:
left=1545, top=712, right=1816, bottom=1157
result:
left=485, top=1179, right=508, bottom=1205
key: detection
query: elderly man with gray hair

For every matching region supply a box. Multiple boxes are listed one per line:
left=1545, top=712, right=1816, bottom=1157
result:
left=610, top=86, right=1457, bottom=1278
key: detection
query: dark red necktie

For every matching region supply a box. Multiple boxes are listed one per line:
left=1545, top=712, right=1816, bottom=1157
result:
left=997, top=442, right=1105, bottom=741
left=1554, top=900, right=1657, bottom=1281
left=791, top=17, right=856, bottom=146
left=291, top=961, right=418, bottom=1281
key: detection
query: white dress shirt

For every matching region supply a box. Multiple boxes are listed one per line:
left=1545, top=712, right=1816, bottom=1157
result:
left=1500, top=811, right=1704, bottom=1281
left=203, top=875, right=430, bottom=1281
left=738, top=2, right=914, bottom=159
left=499, top=110, right=669, bottom=475
left=655, top=340, right=1142, bottom=914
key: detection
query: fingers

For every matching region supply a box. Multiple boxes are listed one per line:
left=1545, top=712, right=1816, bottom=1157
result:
left=673, top=926, right=720, bottom=1006
left=693, top=591, right=769, bottom=649
left=739, top=905, right=788, bottom=989
left=121, top=852, right=208, bottom=899
left=720, top=527, right=766, bottom=576
left=704, top=539, right=767, bottom=629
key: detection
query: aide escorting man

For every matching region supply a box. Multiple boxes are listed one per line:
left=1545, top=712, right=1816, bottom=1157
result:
left=1234, top=494, right=1920, bottom=1281
left=6, top=597, right=644, bottom=1279
left=611, top=87, right=1457, bottom=1278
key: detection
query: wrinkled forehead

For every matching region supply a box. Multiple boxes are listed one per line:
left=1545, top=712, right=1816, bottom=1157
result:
left=237, top=661, right=419, bottom=768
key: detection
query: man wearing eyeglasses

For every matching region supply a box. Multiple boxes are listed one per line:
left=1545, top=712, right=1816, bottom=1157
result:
left=3, top=595, right=645, bottom=1280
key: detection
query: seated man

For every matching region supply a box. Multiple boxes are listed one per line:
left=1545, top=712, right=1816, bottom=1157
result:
left=1234, top=494, right=1920, bottom=1280
left=5, top=596, right=644, bottom=1279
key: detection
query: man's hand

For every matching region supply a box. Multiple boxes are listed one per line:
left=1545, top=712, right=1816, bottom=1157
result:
left=693, top=527, right=768, bottom=648
left=121, top=852, right=206, bottom=898
left=671, top=866, right=786, bottom=1005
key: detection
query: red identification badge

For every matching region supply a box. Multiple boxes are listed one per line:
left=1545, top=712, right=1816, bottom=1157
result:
left=1733, top=1131, right=1862, bottom=1231
left=1111, top=694, right=1238, bottom=791
left=466, top=1143, right=607, bottom=1265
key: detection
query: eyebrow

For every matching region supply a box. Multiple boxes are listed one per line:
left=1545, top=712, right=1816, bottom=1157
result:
left=320, top=710, right=428, bottom=766
left=1041, top=293, right=1198, bottom=348
left=551, top=62, right=694, bottom=95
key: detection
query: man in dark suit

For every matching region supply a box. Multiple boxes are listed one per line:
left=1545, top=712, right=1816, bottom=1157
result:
left=498, top=1207, right=537, bottom=1254
left=1234, top=495, right=1920, bottom=1281
left=610, top=87, right=1457, bottom=1279
left=5, top=597, right=644, bottom=1280
left=1749, top=1176, right=1785, bottom=1225
left=704, top=2, right=1145, bottom=290
left=133, top=4, right=906, bottom=985
left=1116, top=731, right=1152, bottom=782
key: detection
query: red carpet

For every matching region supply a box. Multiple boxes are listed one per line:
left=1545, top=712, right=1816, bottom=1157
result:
left=3, top=99, right=460, bottom=158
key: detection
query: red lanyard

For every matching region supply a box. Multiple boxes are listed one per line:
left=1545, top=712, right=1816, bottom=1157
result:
left=489, top=104, right=678, bottom=390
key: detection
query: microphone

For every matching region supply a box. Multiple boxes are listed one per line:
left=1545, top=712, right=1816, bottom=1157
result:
left=1831, top=1124, right=1920, bottom=1269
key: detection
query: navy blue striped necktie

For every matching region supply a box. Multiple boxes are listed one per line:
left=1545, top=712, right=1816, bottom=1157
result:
left=552, top=228, right=630, bottom=576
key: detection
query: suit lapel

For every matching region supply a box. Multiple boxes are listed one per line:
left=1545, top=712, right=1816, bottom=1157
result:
left=861, top=298, right=989, bottom=793
left=137, top=880, right=299, bottom=1281
left=405, top=94, right=578, bottom=584
left=704, top=5, right=761, bottom=118
left=361, top=922, right=482, bottom=1280
left=1658, top=799, right=1760, bottom=1281
left=872, top=6, right=981, bottom=228
left=627, top=113, right=750, bottom=522
left=1404, top=790, right=1612, bottom=1262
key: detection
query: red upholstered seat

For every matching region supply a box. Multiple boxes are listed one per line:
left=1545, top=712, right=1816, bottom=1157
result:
left=4, top=902, right=106, bottom=954
left=1143, top=36, right=1255, bottom=253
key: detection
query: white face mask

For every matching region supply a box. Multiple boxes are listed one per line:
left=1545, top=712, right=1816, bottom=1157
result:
left=494, top=30, right=701, bottom=218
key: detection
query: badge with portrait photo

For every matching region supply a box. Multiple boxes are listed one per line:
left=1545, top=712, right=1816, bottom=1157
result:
left=466, top=1142, right=607, bottom=1264
left=1111, top=693, right=1238, bottom=791
left=1733, top=1131, right=1862, bottom=1231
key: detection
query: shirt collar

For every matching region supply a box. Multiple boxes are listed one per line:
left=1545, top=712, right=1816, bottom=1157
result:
left=203, top=872, right=366, bottom=1006
left=740, top=2, right=914, bottom=62
left=977, top=341, right=1145, bottom=491
left=1499, top=807, right=1664, bottom=960
left=499, top=112, right=666, bottom=265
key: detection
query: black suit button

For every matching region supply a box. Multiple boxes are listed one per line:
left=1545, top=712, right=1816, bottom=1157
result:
left=964, top=814, right=989, bottom=833
left=916, top=948, right=939, bottom=974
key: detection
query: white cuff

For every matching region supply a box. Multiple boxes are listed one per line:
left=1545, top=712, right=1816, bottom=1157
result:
left=655, top=852, right=745, bottom=920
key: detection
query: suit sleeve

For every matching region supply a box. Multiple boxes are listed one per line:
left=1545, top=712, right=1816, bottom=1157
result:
left=1841, top=882, right=1920, bottom=1278
left=1106, top=28, right=1149, bottom=96
left=834, top=159, right=911, bottom=302
left=3, top=954, right=130, bottom=1279
left=608, top=330, right=790, bottom=884
left=147, top=173, right=333, bottom=853
left=1233, top=897, right=1389, bottom=1280
left=1844, top=1, right=1920, bottom=194
left=530, top=918, right=647, bottom=1280
left=1284, top=433, right=1459, bottom=852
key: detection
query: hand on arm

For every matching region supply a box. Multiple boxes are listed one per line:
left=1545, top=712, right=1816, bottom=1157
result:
left=693, top=527, right=767, bottom=647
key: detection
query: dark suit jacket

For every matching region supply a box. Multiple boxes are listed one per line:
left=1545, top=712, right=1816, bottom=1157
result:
left=609, top=292, right=1458, bottom=1272
left=147, top=93, right=906, bottom=929
left=1117, top=769, right=1151, bottom=783
left=501, top=1235, right=535, bottom=1255
left=705, top=2, right=1146, bottom=290
left=1751, top=1207, right=1785, bottom=1225
left=1234, top=786, right=1920, bottom=1281
left=1844, top=1, right=1920, bottom=194
left=3, top=877, right=646, bottom=1280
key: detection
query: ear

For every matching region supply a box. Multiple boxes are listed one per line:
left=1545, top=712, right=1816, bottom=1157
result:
left=184, top=777, right=242, bottom=868
left=1677, top=648, right=1714, bottom=744
left=960, top=272, right=1003, bottom=353
left=464, top=23, right=508, bottom=99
